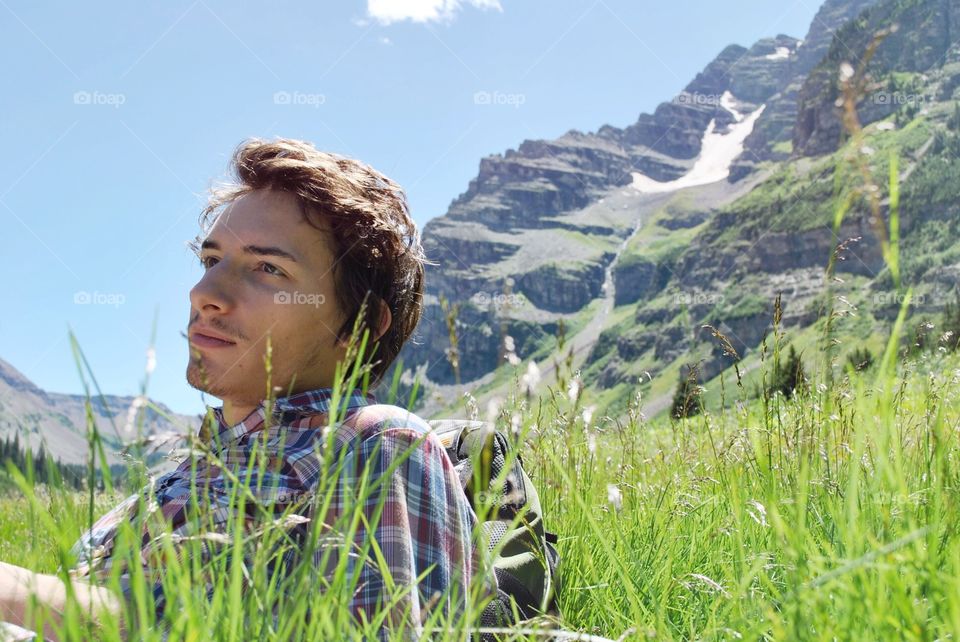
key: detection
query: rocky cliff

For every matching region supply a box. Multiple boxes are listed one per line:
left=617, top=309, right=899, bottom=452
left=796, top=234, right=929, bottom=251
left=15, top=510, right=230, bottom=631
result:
left=794, top=0, right=960, bottom=156
left=386, top=0, right=960, bottom=421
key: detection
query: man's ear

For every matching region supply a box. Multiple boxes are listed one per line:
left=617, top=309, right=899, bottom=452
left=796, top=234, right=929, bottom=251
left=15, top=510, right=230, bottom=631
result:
left=374, top=302, right=392, bottom=342
left=335, top=300, right=391, bottom=348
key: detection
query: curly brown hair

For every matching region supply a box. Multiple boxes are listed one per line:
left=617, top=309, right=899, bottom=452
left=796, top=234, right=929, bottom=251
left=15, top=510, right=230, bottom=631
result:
left=192, top=137, right=430, bottom=388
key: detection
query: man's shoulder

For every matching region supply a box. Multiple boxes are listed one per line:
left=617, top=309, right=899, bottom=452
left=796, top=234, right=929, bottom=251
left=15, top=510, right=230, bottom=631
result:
left=348, top=403, right=433, bottom=440
left=339, top=404, right=457, bottom=473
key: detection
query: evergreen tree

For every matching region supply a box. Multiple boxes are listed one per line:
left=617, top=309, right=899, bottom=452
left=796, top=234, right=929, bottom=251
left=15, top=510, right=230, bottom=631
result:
left=768, top=345, right=807, bottom=399
left=847, top=347, right=875, bottom=372
left=671, top=368, right=703, bottom=420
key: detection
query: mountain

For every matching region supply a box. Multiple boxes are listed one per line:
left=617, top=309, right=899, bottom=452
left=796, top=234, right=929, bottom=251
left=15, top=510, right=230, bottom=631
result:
left=387, top=0, right=960, bottom=420
left=0, top=357, right=200, bottom=467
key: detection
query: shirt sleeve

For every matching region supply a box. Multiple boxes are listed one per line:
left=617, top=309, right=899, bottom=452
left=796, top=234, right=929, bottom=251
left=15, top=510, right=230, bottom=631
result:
left=324, top=422, right=476, bottom=637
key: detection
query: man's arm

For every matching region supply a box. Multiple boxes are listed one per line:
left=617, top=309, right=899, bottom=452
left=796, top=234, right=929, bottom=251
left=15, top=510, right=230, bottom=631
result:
left=334, top=423, right=475, bottom=636
left=0, top=562, right=124, bottom=641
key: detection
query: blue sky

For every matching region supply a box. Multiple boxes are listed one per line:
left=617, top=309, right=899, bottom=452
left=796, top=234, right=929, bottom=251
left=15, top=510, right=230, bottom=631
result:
left=1, top=0, right=822, bottom=417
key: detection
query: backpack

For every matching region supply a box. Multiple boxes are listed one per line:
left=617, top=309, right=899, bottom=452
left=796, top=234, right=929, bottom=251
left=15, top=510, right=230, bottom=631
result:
left=428, top=419, right=561, bottom=635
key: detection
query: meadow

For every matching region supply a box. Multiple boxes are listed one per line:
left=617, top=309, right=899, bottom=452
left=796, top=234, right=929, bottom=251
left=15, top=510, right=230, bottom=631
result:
left=2, top=295, right=959, bottom=641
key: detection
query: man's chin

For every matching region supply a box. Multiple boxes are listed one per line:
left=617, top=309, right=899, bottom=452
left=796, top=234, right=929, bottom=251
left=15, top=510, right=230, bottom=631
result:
left=186, top=364, right=228, bottom=398
left=186, top=365, right=268, bottom=405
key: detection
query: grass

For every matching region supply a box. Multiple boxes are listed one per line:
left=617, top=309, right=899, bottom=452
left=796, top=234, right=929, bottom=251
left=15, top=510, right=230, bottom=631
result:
left=4, top=308, right=960, bottom=640
left=528, top=305, right=960, bottom=640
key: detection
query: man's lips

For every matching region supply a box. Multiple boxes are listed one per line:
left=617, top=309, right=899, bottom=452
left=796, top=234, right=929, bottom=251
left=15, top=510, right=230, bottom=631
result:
left=189, top=327, right=238, bottom=349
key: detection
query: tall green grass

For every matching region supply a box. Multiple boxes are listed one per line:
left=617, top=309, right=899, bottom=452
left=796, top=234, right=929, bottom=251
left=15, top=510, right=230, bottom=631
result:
left=5, top=301, right=960, bottom=640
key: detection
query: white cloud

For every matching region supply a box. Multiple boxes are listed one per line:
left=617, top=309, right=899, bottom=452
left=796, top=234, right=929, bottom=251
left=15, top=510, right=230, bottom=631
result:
left=366, top=0, right=502, bottom=25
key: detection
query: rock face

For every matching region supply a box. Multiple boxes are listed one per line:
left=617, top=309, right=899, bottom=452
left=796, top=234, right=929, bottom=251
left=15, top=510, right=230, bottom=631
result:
left=794, top=0, right=960, bottom=157
left=396, top=27, right=830, bottom=393
left=741, top=0, right=885, bottom=162
left=0, top=357, right=200, bottom=466
left=613, top=257, right=657, bottom=306
left=517, top=259, right=608, bottom=313
left=675, top=215, right=887, bottom=288
left=387, top=0, right=947, bottom=419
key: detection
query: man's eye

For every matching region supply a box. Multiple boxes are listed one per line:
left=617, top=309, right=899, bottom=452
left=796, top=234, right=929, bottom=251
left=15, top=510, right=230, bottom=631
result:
left=259, top=262, right=284, bottom=277
left=199, top=256, right=219, bottom=269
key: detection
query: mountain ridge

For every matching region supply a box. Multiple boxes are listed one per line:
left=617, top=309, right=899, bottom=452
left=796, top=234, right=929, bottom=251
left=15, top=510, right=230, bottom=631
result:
left=0, top=356, right=199, bottom=467
left=386, top=0, right=960, bottom=421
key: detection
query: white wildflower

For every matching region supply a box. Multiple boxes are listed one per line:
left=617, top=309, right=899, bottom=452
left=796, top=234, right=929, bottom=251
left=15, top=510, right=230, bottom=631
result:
left=747, top=500, right=768, bottom=528
left=124, top=395, right=148, bottom=434
left=567, top=377, right=582, bottom=403
left=607, top=483, right=622, bottom=511
left=688, top=573, right=730, bottom=597
left=486, top=397, right=502, bottom=424
left=582, top=405, right=595, bottom=427
left=145, top=347, right=157, bottom=375
left=521, top=361, right=541, bottom=395
left=463, top=391, right=480, bottom=422
left=275, top=514, right=311, bottom=529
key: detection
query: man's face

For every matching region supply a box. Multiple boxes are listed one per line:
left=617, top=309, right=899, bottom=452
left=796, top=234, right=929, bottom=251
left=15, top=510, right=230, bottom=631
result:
left=186, top=189, right=350, bottom=406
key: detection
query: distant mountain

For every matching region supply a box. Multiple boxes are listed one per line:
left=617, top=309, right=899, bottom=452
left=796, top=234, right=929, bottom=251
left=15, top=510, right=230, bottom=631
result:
left=386, top=0, right=960, bottom=420
left=0, top=357, right=200, bottom=466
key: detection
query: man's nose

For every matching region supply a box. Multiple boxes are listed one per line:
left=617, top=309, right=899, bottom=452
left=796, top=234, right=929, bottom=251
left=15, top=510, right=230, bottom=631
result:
left=189, top=263, right=235, bottom=314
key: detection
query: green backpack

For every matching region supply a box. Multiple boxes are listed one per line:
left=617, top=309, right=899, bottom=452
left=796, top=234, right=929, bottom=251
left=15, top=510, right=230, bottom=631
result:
left=429, top=419, right=561, bottom=634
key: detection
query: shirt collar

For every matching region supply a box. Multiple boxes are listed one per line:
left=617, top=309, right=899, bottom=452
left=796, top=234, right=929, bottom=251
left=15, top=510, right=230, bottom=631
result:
left=201, top=387, right=377, bottom=445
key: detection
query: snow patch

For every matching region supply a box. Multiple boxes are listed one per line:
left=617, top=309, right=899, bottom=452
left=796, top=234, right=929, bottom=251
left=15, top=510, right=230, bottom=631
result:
left=764, top=46, right=792, bottom=60
left=631, top=91, right=766, bottom=194
left=721, top=91, right=745, bottom=123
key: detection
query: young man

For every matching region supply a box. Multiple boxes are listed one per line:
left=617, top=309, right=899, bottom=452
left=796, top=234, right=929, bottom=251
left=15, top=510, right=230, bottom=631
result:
left=0, top=138, right=479, bottom=640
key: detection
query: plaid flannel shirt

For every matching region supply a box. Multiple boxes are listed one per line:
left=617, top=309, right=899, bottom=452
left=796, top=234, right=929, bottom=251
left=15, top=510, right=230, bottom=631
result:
left=68, top=387, right=477, bottom=638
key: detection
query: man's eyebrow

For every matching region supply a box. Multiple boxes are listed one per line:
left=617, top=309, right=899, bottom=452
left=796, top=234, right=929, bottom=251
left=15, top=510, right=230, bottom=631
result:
left=200, top=239, right=300, bottom=263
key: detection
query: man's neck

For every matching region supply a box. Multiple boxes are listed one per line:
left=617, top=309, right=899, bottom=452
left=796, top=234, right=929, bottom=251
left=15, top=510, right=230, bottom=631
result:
left=221, top=400, right=260, bottom=427
left=219, top=381, right=340, bottom=427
